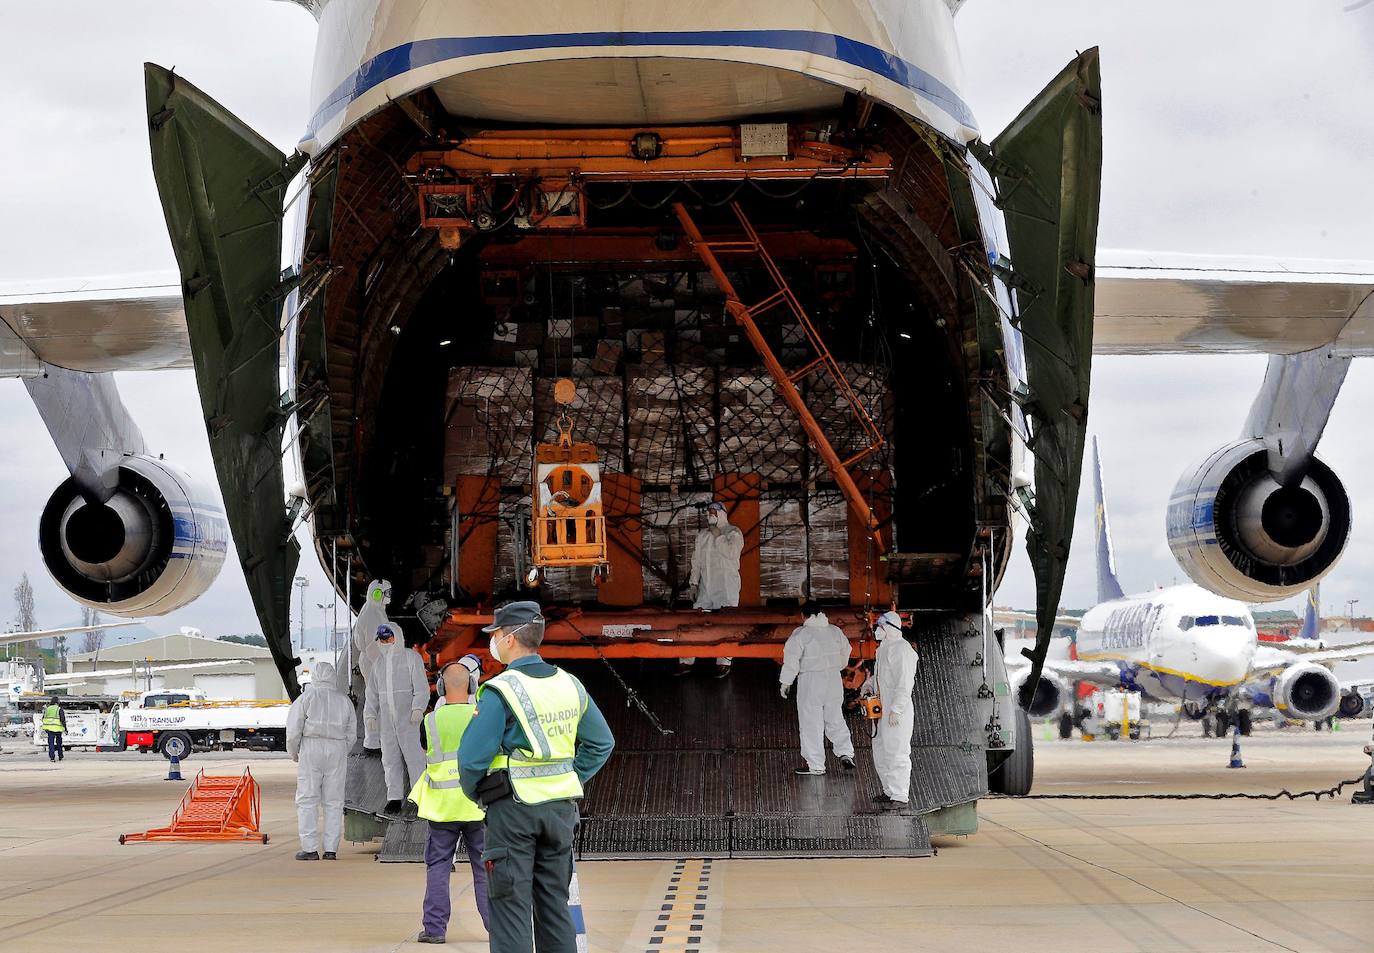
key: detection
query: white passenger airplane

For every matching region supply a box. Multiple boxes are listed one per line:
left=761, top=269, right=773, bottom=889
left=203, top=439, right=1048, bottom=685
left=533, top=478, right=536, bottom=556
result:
left=1002, top=439, right=1374, bottom=734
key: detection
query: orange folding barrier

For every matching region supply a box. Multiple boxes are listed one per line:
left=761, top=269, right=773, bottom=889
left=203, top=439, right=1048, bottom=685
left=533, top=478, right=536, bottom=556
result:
left=120, top=768, right=268, bottom=845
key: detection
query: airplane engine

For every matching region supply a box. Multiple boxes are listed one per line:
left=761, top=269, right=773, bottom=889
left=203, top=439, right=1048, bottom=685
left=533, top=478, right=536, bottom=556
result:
left=1015, top=670, right=1068, bottom=718
left=1167, top=438, right=1350, bottom=602
left=38, top=455, right=228, bottom=616
left=1272, top=662, right=1341, bottom=721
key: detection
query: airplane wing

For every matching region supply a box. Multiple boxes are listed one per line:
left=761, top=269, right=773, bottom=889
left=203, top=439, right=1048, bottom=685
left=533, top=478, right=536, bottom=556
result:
left=1006, top=654, right=1121, bottom=687
left=1250, top=642, right=1374, bottom=675
left=994, top=610, right=1081, bottom=629
left=1093, top=251, right=1374, bottom=355
left=5, top=255, right=1373, bottom=375
left=0, top=274, right=187, bottom=374
left=0, top=621, right=143, bottom=650
left=1042, top=658, right=1123, bottom=687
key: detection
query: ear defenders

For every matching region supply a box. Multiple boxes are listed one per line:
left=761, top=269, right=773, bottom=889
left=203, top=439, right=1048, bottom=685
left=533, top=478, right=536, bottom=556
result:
left=436, top=654, right=482, bottom=698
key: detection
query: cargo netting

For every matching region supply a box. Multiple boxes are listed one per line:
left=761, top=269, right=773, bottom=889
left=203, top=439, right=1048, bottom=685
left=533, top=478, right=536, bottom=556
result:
left=442, top=269, right=894, bottom=605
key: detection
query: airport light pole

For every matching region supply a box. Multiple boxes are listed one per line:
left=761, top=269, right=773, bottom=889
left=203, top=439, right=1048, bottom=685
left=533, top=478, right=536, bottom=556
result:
left=317, top=602, right=336, bottom=652
left=1348, top=599, right=1360, bottom=629
left=294, top=576, right=309, bottom=650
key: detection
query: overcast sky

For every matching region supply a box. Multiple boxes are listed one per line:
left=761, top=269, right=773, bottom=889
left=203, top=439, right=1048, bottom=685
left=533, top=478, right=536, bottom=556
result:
left=1, top=1, right=1373, bottom=640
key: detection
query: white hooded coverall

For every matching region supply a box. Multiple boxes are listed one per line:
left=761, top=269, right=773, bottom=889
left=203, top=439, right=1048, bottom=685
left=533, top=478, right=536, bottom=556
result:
left=352, top=580, right=392, bottom=746
left=364, top=638, right=430, bottom=800
left=871, top=625, right=919, bottom=801
left=690, top=513, right=745, bottom=611
left=287, top=661, right=357, bottom=854
left=781, top=613, right=855, bottom=771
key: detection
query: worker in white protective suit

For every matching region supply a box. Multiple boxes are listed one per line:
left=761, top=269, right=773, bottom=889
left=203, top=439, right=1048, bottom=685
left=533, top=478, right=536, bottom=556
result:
left=352, top=580, right=393, bottom=680
left=364, top=622, right=430, bottom=818
left=682, top=502, right=745, bottom=677
left=869, top=610, right=919, bottom=807
left=287, top=660, right=358, bottom=860
left=780, top=604, right=856, bottom=776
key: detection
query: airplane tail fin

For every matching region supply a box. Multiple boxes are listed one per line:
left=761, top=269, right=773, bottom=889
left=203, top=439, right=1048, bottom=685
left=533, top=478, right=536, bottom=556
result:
left=1299, top=586, right=1320, bottom=641
left=1092, top=436, right=1126, bottom=603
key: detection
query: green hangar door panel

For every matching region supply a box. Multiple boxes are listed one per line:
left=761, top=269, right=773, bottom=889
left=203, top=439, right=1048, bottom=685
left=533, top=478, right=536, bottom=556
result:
left=144, top=64, right=307, bottom=697
left=980, top=50, right=1103, bottom=702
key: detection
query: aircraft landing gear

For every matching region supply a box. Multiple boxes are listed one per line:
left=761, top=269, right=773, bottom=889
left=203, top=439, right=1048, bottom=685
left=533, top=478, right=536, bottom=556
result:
left=1058, top=711, right=1074, bottom=740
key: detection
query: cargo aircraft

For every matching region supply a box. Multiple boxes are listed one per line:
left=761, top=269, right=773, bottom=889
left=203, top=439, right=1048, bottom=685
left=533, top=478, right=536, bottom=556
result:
left=3, top=0, right=1373, bottom=851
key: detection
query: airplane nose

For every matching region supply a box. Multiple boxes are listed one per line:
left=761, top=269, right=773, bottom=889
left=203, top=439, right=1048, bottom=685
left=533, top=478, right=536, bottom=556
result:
left=1193, top=632, right=1252, bottom=686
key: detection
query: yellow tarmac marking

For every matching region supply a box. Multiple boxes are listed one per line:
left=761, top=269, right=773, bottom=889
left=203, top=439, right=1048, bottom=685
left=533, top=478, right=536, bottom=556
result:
left=641, top=858, right=714, bottom=952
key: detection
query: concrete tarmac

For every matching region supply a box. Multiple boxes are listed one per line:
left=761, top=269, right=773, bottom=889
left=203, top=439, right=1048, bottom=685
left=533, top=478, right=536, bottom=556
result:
left=1, top=720, right=1371, bottom=953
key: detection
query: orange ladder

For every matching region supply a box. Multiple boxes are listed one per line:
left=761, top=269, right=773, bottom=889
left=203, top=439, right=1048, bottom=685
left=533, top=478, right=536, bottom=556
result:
left=120, top=768, right=268, bottom=844
left=672, top=201, right=887, bottom=551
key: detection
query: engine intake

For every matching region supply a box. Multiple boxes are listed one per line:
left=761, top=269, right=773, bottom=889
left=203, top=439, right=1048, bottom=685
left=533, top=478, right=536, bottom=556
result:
left=1015, top=671, right=1067, bottom=718
left=1167, top=439, right=1349, bottom=601
left=39, top=456, right=228, bottom=615
left=1272, top=662, right=1340, bottom=721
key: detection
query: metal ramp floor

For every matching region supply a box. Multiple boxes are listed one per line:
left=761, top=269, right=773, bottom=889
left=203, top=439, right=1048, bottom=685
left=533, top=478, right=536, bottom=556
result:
left=571, top=645, right=989, bottom=862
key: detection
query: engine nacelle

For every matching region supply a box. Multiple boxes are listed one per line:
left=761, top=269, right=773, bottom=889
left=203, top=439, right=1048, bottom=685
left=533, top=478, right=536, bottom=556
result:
left=1015, top=670, right=1068, bottom=718
left=39, top=456, right=228, bottom=615
left=1272, top=662, right=1341, bottom=721
left=1167, top=438, right=1350, bottom=602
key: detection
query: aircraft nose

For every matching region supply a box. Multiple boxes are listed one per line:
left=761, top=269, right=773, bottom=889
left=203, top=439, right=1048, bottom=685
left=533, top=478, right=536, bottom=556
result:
left=1193, top=631, right=1252, bottom=686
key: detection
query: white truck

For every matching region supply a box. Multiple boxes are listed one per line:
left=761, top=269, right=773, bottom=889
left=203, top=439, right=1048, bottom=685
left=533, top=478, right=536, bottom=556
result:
left=107, top=689, right=291, bottom=760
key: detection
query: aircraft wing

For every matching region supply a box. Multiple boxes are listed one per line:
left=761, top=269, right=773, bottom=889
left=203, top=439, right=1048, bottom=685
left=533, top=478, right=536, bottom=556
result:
left=1092, top=251, right=1374, bottom=355
left=0, top=275, right=187, bottom=374
left=0, top=621, right=143, bottom=650
left=994, top=609, right=1081, bottom=629
left=1250, top=642, right=1374, bottom=675
left=1006, top=654, right=1121, bottom=687
left=5, top=253, right=1373, bottom=375
left=1042, top=658, right=1123, bottom=687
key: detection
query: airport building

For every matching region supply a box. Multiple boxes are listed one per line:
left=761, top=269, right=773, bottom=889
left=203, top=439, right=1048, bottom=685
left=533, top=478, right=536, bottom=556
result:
left=62, top=629, right=291, bottom=700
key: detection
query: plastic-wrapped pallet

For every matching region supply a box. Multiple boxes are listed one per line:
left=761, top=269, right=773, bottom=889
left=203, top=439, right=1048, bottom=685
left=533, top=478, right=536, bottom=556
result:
left=627, top=367, right=716, bottom=486
left=444, top=367, right=533, bottom=483
left=759, top=491, right=806, bottom=602
left=718, top=372, right=804, bottom=484
left=641, top=491, right=712, bottom=603
left=806, top=362, right=894, bottom=470
left=807, top=492, right=851, bottom=601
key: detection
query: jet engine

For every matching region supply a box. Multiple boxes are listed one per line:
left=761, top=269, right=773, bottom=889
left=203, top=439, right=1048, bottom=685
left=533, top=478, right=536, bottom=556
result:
left=38, top=455, right=228, bottom=615
left=1166, top=439, right=1349, bottom=602
left=1272, top=662, right=1341, bottom=721
left=1015, top=670, right=1068, bottom=717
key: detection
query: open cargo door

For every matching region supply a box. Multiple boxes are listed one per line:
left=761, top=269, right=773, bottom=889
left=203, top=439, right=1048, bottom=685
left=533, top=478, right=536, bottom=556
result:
left=144, top=64, right=307, bottom=697
left=977, top=50, right=1103, bottom=705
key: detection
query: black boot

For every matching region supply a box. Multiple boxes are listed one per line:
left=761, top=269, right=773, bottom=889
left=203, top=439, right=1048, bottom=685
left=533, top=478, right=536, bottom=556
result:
left=295, top=851, right=320, bottom=861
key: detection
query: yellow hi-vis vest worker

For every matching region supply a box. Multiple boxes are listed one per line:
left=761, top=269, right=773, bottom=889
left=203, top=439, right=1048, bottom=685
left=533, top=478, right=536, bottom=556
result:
left=41, top=705, right=63, bottom=733
left=409, top=704, right=486, bottom=823
left=482, top=668, right=588, bottom=804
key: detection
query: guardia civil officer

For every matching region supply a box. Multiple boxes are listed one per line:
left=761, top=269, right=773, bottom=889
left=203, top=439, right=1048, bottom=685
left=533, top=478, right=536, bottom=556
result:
left=459, top=601, right=614, bottom=953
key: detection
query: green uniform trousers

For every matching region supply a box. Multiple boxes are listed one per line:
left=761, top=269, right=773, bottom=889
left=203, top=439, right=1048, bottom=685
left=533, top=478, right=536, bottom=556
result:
left=481, top=796, right=579, bottom=953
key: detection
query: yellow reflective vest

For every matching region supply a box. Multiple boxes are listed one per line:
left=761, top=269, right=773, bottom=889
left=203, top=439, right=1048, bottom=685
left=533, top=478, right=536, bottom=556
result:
left=41, top=704, right=63, bottom=733
left=482, top=668, right=588, bottom=805
left=408, top=703, right=485, bottom=823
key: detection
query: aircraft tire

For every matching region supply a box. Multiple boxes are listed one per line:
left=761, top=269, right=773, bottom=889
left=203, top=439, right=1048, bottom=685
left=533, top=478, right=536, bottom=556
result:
left=1201, top=714, right=1215, bottom=738
left=989, top=708, right=1034, bottom=796
left=1058, top=712, right=1074, bottom=739
left=1237, top=710, right=1253, bottom=736
left=1215, top=711, right=1231, bottom=736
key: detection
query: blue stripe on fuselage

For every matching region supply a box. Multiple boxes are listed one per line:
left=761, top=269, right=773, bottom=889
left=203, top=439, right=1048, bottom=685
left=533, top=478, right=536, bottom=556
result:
left=306, top=29, right=978, bottom=138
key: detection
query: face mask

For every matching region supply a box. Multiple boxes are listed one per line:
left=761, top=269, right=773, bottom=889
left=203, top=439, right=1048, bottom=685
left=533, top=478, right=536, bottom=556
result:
left=489, top=633, right=506, bottom=664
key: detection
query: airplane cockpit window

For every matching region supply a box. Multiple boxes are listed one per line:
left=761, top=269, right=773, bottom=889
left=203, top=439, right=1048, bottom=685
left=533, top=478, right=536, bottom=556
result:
left=1179, top=616, right=1194, bottom=630
left=1194, top=615, right=1220, bottom=627
left=1221, top=615, right=1246, bottom=627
